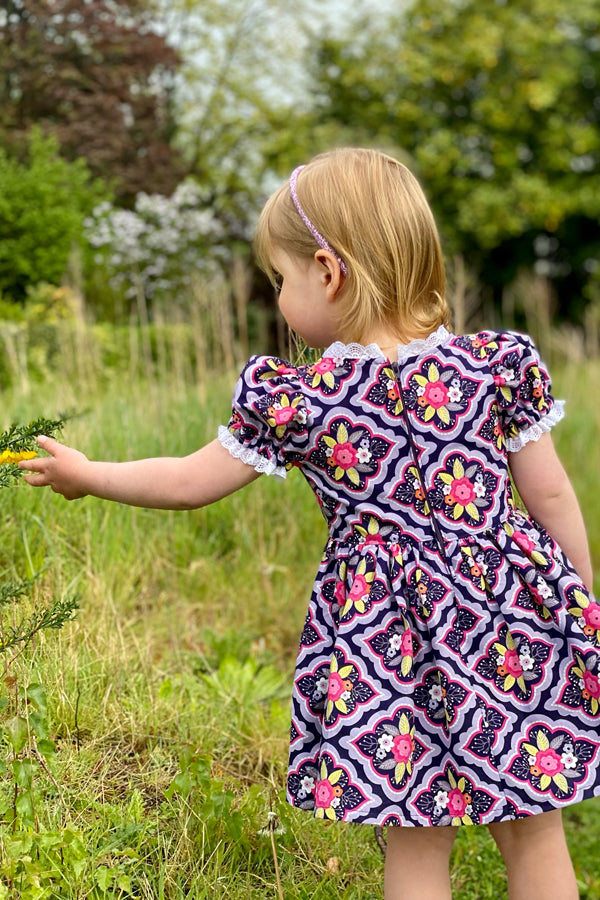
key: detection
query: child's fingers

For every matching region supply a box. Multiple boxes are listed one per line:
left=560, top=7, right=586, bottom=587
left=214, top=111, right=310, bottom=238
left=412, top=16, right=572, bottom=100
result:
left=37, top=435, right=62, bottom=454
left=18, top=457, right=46, bottom=472
left=21, top=472, right=50, bottom=487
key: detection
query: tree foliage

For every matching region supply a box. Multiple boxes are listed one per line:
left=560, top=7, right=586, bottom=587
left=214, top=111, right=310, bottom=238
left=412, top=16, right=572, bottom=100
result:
left=0, top=0, right=183, bottom=204
left=311, top=0, right=600, bottom=317
left=0, top=129, right=108, bottom=299
left=155, top=0, right=321, bottom=236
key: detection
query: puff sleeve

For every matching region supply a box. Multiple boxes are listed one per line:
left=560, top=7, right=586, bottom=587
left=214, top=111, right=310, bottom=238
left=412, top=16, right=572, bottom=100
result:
left=489, top=332, right=565, bottom=453
left=217, top=355, right=311, bottom=478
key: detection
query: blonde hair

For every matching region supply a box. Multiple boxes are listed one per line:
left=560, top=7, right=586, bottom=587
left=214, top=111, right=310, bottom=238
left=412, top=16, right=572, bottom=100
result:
left=254, top=147, right=450, bottom=344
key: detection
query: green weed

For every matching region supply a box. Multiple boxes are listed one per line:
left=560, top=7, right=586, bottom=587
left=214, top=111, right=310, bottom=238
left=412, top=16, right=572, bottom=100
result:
left=0, top=354, right=597, bottom=898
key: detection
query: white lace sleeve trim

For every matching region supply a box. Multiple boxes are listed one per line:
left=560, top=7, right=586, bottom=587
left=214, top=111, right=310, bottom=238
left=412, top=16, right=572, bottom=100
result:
left=505, top=400, right=566, bottom=453
left=217, top=425, right=287, bottom=479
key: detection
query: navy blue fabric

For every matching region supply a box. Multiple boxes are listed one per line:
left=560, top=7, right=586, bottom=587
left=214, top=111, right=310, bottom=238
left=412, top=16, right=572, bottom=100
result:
left=223, top=330, right=600, bottom=826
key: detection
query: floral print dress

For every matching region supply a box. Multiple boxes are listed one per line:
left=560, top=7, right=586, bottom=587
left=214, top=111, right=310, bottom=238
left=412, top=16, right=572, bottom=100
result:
left=218, top=326, right=600, bottom=827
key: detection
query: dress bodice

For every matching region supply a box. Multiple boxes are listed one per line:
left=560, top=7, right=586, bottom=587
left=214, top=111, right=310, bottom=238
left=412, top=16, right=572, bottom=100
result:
left=219, top=327, right=563, bottom=556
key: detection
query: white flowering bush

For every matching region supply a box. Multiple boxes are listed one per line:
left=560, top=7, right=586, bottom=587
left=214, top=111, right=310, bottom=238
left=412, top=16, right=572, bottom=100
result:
left=84, top=181, right=227, bottom=300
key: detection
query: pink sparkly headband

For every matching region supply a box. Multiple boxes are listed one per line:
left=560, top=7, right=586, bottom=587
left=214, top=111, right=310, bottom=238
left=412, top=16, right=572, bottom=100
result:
left=289, top=165, right=348, bottom=276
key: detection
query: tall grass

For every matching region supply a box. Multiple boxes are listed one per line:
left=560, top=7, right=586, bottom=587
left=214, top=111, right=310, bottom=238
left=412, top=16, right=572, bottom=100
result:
left=0, top=314, right=599, bottom=899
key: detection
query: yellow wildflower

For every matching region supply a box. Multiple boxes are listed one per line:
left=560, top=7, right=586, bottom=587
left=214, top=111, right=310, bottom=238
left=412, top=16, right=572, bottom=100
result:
left=0, top=449, right=37, bottom=464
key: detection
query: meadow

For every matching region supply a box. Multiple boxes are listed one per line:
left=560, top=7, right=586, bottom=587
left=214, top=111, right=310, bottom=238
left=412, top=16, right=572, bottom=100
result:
left=0, top=317, right=599, bottom=899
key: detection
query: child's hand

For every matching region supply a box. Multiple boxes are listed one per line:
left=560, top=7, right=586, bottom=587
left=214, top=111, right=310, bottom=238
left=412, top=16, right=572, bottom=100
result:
left=18, top=435, right=90, bottom=500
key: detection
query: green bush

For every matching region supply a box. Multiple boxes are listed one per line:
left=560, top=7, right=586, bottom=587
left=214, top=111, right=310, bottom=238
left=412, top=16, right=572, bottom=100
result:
left=0, top=129, right=109, bottom=299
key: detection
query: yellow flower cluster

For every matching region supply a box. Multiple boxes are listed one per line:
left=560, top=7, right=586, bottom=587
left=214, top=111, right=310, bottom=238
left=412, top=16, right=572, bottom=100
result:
left=0, top=449, right=36, bottom=465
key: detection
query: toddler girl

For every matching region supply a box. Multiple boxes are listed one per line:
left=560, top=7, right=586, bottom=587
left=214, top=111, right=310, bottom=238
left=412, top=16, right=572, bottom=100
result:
left=21, top=149, right=596, bottom=900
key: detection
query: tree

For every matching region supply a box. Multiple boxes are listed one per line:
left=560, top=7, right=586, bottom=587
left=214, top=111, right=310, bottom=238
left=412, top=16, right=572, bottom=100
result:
left=0, top=0, right=183, bottom=205
left=0, top=129, right=107, bottom=298
left=153, top=0, right=324, bottom=239
left=311, top=0, right=600, bottom=321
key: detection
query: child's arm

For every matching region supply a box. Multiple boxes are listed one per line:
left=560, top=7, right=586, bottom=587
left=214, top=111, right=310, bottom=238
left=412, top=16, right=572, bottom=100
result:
left=18, top=435, right=261, bottom=509
left=508, top=432, right=594, bottom=591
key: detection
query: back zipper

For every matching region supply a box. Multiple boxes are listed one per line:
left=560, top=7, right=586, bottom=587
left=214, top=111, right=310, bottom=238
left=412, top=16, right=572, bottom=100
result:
left=395, top=368, right=451, bottom=571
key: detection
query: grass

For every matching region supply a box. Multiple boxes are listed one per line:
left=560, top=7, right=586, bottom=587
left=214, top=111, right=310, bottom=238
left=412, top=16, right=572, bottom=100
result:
left=0, top=350, right=599, bottom=899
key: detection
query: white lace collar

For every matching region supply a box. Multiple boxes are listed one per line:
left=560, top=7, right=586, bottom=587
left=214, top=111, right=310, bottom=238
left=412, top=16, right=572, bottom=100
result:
left=322, top=325, right=452, bottom=362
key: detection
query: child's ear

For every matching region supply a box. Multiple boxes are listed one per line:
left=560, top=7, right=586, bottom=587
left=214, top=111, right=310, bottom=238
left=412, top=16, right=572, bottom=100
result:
left=314, top=249, right=343, bottom=300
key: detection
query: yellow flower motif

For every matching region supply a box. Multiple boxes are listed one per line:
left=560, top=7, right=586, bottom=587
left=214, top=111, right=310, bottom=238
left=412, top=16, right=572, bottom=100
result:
left=341, top=557, right=375, bottom=616
left=571, top=653, right=600, bottom=715
left=522, top=730, right=570, bottom=794
left=568, top=588, right=591, bottom=614
left=567, top=587, right=600, bottom=638
left=412, top=569, right=432, bottom=617
left=468, top=333, right=499, bottom=359
left=497, top=382, right=514, bottom=405
left=446, top=769, right=475, bottom=826
left=265, top=393, right=304, bottom=439
left=381, top=366, right=403, bottom=415
left=438, top=457, right=480, bottom=522
left=502, top=521, right=549, bottom=567
left=409, top=465, right=430, bottom=513
left=493, top=630, right=527, bottom=694
left=530, top=365, right=549, bottom=411
left=393, top=712, right=416, bottom=785
left=314, top=760, right=344, bottom=820
left=461, top=546, right=488, bottom=591
left=305, top=357, right=338, bottom=389
left=325, top=652, right=355, bottom=720
left=322, top=422, right=361, bottom=485
left=355, top=515, right=380, bottom=542
left=0, top=449, right=37, bottom=464
left=413, top=362, right=452, bottom=425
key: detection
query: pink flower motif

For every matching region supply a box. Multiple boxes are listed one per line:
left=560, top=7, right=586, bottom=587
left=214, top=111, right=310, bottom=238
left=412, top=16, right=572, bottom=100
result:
left=333, top=581, right=346, bottom=606
left=363, top=533, right=385, bottom=546
left=536, top=747, right=564, bottom=777
left=423, top=381, right=449, bottom=409
left=276, top=364, right=296, bottom=376
left=450, top=476, right=476, bottom=505
left=447, top=787, right=467, bottom=817
left=349, top=573, right=369, bottom=601
left=270, top=406, right=297, bottom=425
left=314, top=779, right=335, bottom=808
left=512, top=531, right=536, bottom=554
left=493, top=374, right=506, bottom=387
left=389, top=542, right=401, bottom=557
left=400, top=630, right=414, bottom=657
left=391, top=734, right=413, bottom=763
left=583, top=603, right=600, bottom=630
left=327, top=672, right=346, bottom=702
left=332, top=441, right=358, bottom=470
left=504, top=648, right=523, bottom=678
left=582, top=670, right=600, bottom=699
left=314, top=358, right=336, bottom=374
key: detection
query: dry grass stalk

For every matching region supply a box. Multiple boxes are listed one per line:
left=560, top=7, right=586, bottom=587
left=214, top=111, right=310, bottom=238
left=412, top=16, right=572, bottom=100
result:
left=275, top=303, right=288, bottom=360
left=190, top=274, right=208, bottom=401
left=521, top=272, right=554, bottom=362
left=549, top=323, right=586, bottom=362
left=231, top=254, right=251, bottom=362
left=170, top=306, right=187, bottom=398
left=447, top=255, right=481, bottom=334
left=152, top=305, right=169, bottom=386
left=135, top=276, right=155, bottom=380
left=584, top=302, right=600, bottom=358
left=1, top=326, right=28, bottom=395
left=213, top=278, right=236, bottom=372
